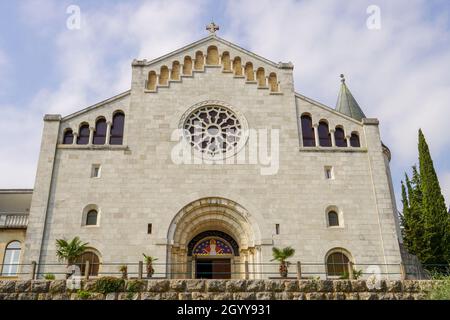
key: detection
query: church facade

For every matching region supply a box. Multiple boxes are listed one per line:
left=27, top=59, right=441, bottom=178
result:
left=15, top=29, right=403, bottom=280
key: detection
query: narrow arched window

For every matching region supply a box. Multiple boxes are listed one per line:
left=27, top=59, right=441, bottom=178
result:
left=183, top=56, right=192, bottom=75
left=269, top=73, right=278, bottom=92
left=318, top=121, right=332, bottom=147
left=63, top=129, right=74, bottom=144
left=350, top=132, right=361, bottom=147
left=233, top=57, right=242, bottom=76
left=171, top=61, right=180, bottom=80
left=147, top=71, right=157, bottom=90
left=245, top=62, right=254, bottom=81
left=86, top=210, right=98, bottom=226
left=256, top=67, right=266, bottom=87
left=206, top=46, right=219, bottom=65
left=326, top=251, right=351, bottom=277
left=301, top=115, right=315, bottom=147
left=328, top=211, right=339, bottom=227
left=75, top=251, right=100, bottom=276
left=1, top=241, right=21, bottom=276
left=93, top=118, right=107, bottom=145
left=77, top=124, right=90, bottom=145
left=110, top=112, right=125, bottom=145
left=222, top=52, right=231, bottom=71
left=334, top=127, right=347, bottom=147
left=159, top=66, right=169, bottom=85
left=194, top=51, right=204, bottom=70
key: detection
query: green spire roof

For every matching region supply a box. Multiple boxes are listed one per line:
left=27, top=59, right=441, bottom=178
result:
left=336, top=74, right=366, bottom=121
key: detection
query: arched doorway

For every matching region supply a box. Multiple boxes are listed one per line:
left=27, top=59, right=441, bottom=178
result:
left=167, top=197, right=261, bottom=279
left=188, top=230, right=238, bottom=279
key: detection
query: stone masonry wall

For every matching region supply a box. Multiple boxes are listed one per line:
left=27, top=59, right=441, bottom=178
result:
left=0, top=279, right=438, bottom=300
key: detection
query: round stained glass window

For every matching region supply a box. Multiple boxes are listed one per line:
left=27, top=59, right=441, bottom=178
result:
left=182, top=102, right=247, bottom=159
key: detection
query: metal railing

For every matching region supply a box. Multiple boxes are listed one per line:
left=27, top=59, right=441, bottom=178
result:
left=0, top=213, right=29, bottom=228
left=1, top=261, right=447, bottom=280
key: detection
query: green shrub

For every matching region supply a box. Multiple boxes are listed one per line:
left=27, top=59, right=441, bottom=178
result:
left=77, top=290, right=92, bottom=300
left=127, top=280, right=145, bottom=293
left=427, top=277, right=450, bottom=300
left=95, top=277, right=125, bottom=294
left=44, top=273, right=56, bottom=280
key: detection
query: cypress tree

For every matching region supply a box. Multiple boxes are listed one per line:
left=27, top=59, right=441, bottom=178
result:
left=417, top=129, right=450, bottom=265
left=401, top=179, right=413, bottom=251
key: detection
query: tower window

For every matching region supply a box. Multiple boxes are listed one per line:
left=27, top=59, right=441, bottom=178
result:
left=86, top=210, right=98, bottom=226
left=325, top=166, right=334, bottom=180
left=328, top=211, right=339, bottom=227
left=148, top=223, right=152, bottom=234
left=91, top=164, right=101, bottom=178
left=275, top=224, right=280, bottom=235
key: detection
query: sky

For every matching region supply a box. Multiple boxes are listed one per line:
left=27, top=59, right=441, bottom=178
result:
left=0, top=0, right=449, bottom=210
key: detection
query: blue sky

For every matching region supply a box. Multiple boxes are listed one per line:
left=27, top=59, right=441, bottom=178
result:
left=0, top=0, right=449, bottom=210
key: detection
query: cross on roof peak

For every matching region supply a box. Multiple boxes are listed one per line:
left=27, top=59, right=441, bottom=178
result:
left=206, top=22, right=219, bottom=34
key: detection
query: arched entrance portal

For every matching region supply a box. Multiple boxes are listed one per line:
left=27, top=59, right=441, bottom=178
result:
left=189, top=230, right=238, bottom=279
left=167, top=197, right=261, bottom=279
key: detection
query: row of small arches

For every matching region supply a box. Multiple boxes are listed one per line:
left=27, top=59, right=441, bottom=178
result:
left=146, top=45, right=279, bottom=93
left=301, top=114, right=361, bottom=148
left=62, top=111, right=125, bottom=145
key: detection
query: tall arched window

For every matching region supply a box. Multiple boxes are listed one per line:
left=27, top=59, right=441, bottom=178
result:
left=222, top=52, right=231, bottom=71
left=318, top=121, right=332, bottom=147
left=301, top=115, right=315, bottom=147
left=334, top=127, right=347, bottom=147
left=77, top=124, right=90, bottom=145
left=1, top=241, right=21, bottom=276
left=86, top=210, right=98, bottom=226
left=194, top=51, right=204, bottom=70
left=93, top=118, right=107, bottom=145
left=245, top=62, right=254, bottom=81
left=183, top=56, right=192, bottom=75
left=159, top=66, right=169, bottom=85
left=268, top=73, right=278, bottom=92
left=206, top=46, right=219, bottom=65
left=350, top=132, right=361, bottom=147
left=147, top=71, right=157, bottom=90
left=233, top=57, right=242, bottom=76
left=326, top=250, right=351, bottom=277
left=63, top=129, right=74, bottom=144
left=110, top=112, right=125, bottom=145
left=171, top=61, right=180, bottom=80
left=256, top=67, right=266, bottom=87
left=328, top=211, right=339, bottom=227
left=75, top=251, right=100, bottom=276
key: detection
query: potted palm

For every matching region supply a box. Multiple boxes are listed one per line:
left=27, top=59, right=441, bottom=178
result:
left=55, top=237, right=88, bottom=278
left=271, top=246, right=295, bottom=278
left=119, top=265, right=128, bottom=279
left=142, top=254, right=158, bottom=278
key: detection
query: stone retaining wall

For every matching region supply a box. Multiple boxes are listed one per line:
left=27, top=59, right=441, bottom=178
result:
left=0, top=279, right=438, bottom=300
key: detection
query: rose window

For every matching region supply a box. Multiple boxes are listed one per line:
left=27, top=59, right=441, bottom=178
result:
left=183, top=105, right=242, bottom=157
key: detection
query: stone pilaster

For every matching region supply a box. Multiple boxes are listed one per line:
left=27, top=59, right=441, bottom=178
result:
left=22, top=115, right=61, bottom=276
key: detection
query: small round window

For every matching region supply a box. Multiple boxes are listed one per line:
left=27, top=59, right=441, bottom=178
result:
left=182, top=103, right=247, bottom=159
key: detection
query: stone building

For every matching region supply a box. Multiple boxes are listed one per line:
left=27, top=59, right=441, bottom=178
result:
left=2, top=25, right=403, bottom=280
left=0, top=190, right=32, bottom=279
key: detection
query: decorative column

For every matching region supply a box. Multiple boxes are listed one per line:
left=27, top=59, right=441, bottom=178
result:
left=346, top=135, right=351, bottom=147
left=330, top=129, right=336, bottom=147
left=72, top=132, right=78, bottom=145
left=105, top=121, right=112, bottom=145
left=88, top=127, right=95, bottom=145
left=313, top=124, right=320, bottom=147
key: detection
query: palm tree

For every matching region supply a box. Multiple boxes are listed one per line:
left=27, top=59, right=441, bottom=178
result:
left=142, top=254, right=158, bottom=278
left=271, top=246, right=295, bottom=278
left=56, top=237, right=89, bottom=277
